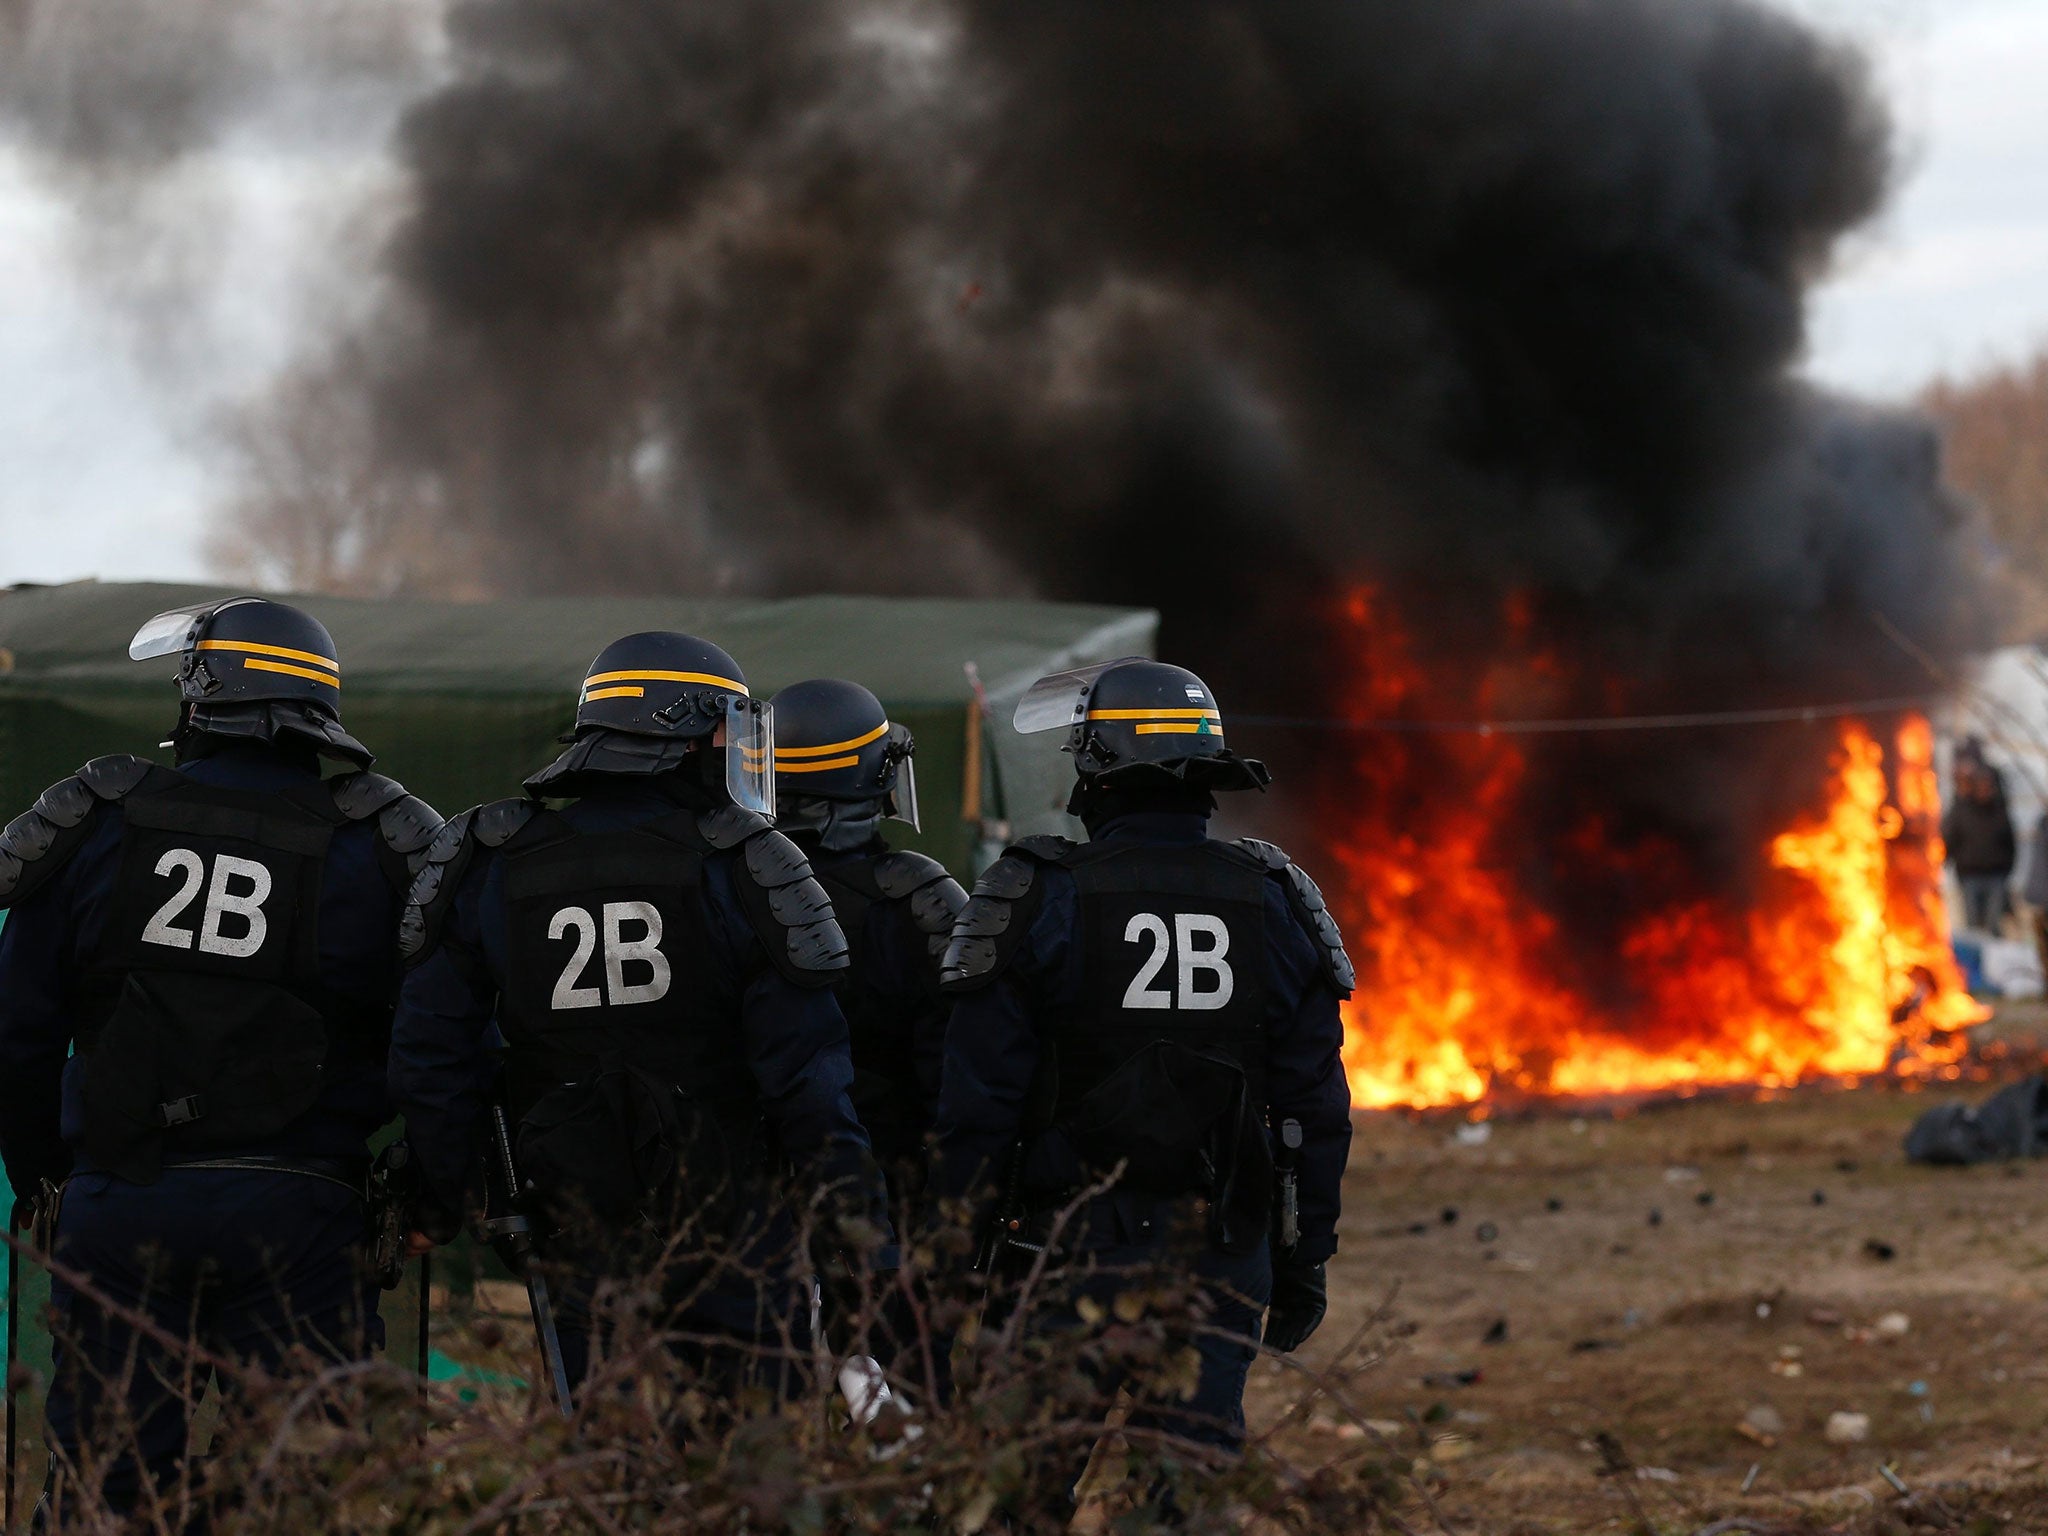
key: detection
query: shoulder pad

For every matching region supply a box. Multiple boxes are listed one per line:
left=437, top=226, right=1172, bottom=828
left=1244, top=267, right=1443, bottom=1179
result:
left=79, top=754, right=154, bottom=802
left=332, top=772, right=444, bottom=871
left=731, top=827, right=850, bottom=986
left=700, top=804, right=771, bottom=851
left=1238, top=840, right=1355, bottom=995
left=1234, top=837, right=1291, bottom=873
left=474, top=798, right=539, bottom=849
left=875, top=850, right=968, bottom=958
left=0, top=758, right=154, bottom=906
left=1013, top=834, right=1080, bottom=864
left=329, top=771, right=409, bottom=821
left=940, top=852, right=1051, bottom=991
left=872, top=849, right=955, bottom=901
left=398, top=800, right=537, bottom=965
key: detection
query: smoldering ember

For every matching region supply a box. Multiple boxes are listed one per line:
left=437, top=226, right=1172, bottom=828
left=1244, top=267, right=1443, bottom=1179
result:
left=3, top=0, right=2047, bottom=1531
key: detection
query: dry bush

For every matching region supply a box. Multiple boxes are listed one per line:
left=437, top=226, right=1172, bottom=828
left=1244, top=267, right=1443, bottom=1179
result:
left=7, top=1198, right=1408, bottom=1536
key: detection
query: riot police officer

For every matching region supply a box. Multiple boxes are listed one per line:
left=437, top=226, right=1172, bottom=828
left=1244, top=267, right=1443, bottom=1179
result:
left=933, top=658, right=1353, bottom=1506
left=770, top=680, right=964, bottom=1384
left=769, top=680, right=963, bottom=1204
left=389, top=633, right=889, bottom=1404
left=0, top=597, right=440, bottom=1520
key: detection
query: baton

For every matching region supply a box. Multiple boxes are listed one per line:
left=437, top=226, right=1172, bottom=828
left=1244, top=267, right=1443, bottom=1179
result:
left=417, top=1251, right=432, bottom=1387
left=481, top=1103, right=573, bottom=1418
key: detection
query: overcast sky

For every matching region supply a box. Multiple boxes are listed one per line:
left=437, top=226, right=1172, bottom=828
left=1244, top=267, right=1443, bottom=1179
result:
left=2, top=0, right=2045, bottom=589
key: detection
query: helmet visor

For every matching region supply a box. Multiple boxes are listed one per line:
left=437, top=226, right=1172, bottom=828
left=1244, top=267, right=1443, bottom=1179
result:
left=886, top=723, right=920, bottom=831
left=129, top=602, right=221, bottom=661
left=1012, top=660, right=1135, bottom=734
left=727, top=696, right=777, bottom=819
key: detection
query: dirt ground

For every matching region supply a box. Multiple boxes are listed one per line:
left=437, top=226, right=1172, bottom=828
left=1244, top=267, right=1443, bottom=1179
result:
left=1251, top=1009, right=2048, bottom=1534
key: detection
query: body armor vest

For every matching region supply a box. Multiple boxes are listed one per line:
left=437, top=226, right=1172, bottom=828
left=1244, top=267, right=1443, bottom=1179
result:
left=494, top=810, right=765, bottom=1225
left=1055, top=839, right=1271, bottom=1113
left=814, top=858, right=919, bottom=1163
left=81, top=772, right=362, bottom=1183
left=1027, top=838, right=1276, bottom=1248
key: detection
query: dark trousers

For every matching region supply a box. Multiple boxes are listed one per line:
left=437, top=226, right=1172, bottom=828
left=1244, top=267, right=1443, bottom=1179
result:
left=41, top=1168, right=375, bottom=1521
left=996, top=1209, right=1272, bottom=1513
left=1960, top=873, right=2011, bottom=934
left=552, top=1260, right=812, bottom=1412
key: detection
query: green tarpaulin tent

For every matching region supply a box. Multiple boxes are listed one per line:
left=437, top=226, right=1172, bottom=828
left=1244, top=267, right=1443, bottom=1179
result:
left=0, top=580, right=1157, bottom=873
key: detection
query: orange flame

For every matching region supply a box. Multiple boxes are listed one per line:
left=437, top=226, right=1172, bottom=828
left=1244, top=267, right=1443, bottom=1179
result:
left=1330, top=591, right=1983, bottom=1110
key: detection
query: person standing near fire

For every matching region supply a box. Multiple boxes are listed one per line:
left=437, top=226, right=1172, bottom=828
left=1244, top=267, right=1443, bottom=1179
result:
left=387, top=632, right=891, bottom=1409
left=767, top=680, right=964, bottom=1380
left=1944, top=754, right=2016, bottom=934
left=0, top=597, right=440, bottom=1523
left=931, top=657, right=1353, bottom=1512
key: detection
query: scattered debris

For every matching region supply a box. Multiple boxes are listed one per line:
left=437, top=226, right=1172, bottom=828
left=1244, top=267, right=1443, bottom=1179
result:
left=1863, top=1238, right=1897, bottom=1262
left=1441, top=1206, right=1459, bottom=1225
left=1455, top=1121, right=1494, bottom=1146
left=1877, top=1462, right=1909, bottom=1495
left=1546, top=1196, right=1565, bottom=1212
left=1696, top=1190, right=1715, bottom=1207
left=1810, top=1190, right=1827, bottom=1205
left=1481, top=1318, right=1509, bottom=1346
left=1823, top=1411, right=1870, bottom=1444
left=1571, top=1338, right=1625, bottom=1353
left=1406, top=1221, right=1430, bottom=1236
left=1422, top=1370, right=1482, bottom=1389
left=1875, top=1311, right=1911, bottom=1340
left=1431, top=1432, right=1476, bottom=1462
left=1907, top=1380, right=1928, bottom=1397
left=1806, top=1305, right=1844, bottom=1328
left=1904, top=1074, right=2048, bottom=1164
left=1741, top=1462, right=1762, bottom=1493
left=1836, top=1157, right=1860, bottom=1173
left=1647, top=1208, right=1663, bottom=1227
left=1475, top=1221, right=1500, bottom=1243
left=1635, top=1466, right=1679, bottom=1483
left=1742, top=1405, right=1786, bottom=1440
left=1665, top=1165, right=1703, bottom=1183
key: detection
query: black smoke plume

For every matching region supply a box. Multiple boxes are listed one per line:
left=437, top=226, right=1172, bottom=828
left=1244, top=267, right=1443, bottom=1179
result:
left=276, top=0, right=1974, bottom=674
left=212, top=0, right=1984, bottom=920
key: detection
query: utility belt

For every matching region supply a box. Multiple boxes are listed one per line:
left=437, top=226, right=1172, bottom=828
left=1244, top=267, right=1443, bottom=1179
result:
left=20, top=1155, right=370, bottom=1262
left=981, top=1176, right=1217, bottom=1274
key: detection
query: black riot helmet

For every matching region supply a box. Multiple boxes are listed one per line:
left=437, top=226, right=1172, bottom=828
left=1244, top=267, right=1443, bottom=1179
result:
left=769, top=679, right=919, bottom=841
left=129, top=596, right=373, bottom=767
left=1014, top=657, right=1270, bottom=797
left=523, top=631, right=775, bottom=815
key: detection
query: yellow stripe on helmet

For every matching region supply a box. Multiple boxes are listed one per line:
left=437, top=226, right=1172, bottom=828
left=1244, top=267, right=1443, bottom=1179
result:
left=582, top=685, right=645, bottom=701
left=242, top=658, right=342, bottom=688
left=775, top=754, right=863, bottom=774
left=582, top=669, right=748, bottom=695
left=1135, top=722, right=1222, bottom=736
left=197, top=639, right=340, bottom=674
left=1086, top=707, right=1220, bottom=721
left=776, top=722, right=890, bottom=759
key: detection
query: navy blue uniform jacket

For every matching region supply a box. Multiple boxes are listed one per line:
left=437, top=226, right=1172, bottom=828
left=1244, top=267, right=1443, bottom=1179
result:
left=0, top=744, right=405, bottom=1193
left=933, top=811, right=1352, bottom=1263
left=388, top=781, right=884, bottom=1234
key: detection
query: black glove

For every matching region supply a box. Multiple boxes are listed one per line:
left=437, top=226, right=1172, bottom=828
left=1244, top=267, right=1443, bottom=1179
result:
left=1263, top=1258, right=1327, bottom=1353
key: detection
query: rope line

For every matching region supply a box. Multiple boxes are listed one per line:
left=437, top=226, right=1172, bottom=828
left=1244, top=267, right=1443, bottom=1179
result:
left=1232, top=694, right=1948, bottom=736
